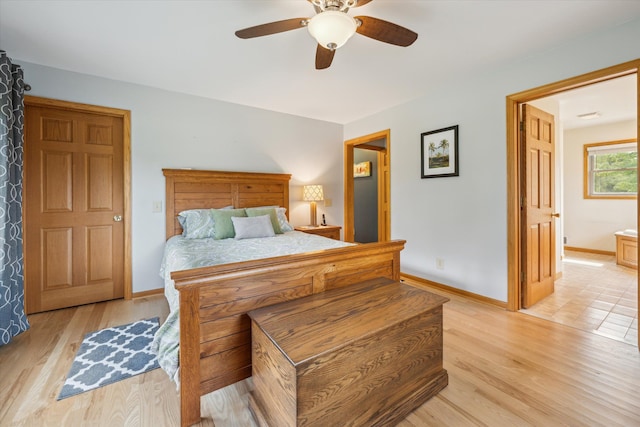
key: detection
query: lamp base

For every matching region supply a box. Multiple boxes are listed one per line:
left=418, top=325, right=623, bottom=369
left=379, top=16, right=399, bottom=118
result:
left=309, top=202, right=318, bottom=227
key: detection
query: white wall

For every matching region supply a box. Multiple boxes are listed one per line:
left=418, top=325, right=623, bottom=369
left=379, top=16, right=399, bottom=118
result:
left=344, top=18, right=640, bottom=302
left=563, top=120, right=637, bottom=252
left=19, top=62, right=344, bottom=293
left=16, top=17, right=640, bottom=302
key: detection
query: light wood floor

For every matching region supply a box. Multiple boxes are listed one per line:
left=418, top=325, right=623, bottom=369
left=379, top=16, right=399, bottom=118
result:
left=1, top=282, right=639, bottom=427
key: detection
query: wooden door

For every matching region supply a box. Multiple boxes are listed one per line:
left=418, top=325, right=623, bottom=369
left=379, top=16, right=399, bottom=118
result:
left=24, top=101, right=125, bottom=313
left=521, top=104, right=556, bottom=308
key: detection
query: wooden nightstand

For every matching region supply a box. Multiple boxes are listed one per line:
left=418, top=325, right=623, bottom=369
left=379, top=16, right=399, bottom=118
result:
left=295, top=225, right=342, bottom=241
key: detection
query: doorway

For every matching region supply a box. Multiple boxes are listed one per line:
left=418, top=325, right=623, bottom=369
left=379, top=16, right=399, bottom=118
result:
left=344, top=129, right=390, bottom=243
left=353, top=146, right=379, bottom=242
left=23, top=96, right=132, bottom=313
left=506, top=60, right=640, bottom=347
left=520, top=78, right=637, bottom=345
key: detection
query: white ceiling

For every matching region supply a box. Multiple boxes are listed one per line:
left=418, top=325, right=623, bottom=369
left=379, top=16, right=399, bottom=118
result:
left=1, top=0, right=638, bottom=125
left=545, top=75, right=637, bottom=130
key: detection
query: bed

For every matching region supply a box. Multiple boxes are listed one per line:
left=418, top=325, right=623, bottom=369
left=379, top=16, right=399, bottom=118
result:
left=157, top=169, right=406, bottom=427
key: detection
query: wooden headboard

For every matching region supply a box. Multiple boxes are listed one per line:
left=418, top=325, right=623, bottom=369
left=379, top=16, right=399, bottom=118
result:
left=163, top=169, right=292, bottom=239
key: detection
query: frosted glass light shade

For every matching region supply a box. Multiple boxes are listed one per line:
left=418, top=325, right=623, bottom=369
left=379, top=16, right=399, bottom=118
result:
left=303, top=185, right=324, bottom=201
left=307, top=11, right=357, bottom=50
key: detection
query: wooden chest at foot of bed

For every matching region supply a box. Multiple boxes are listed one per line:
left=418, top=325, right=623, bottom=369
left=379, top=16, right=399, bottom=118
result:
left=247, top=277, right=449, bottom=427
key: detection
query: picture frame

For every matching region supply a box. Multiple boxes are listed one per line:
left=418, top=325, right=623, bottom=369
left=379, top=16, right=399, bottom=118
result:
left=421, top=125, right=459, bottom=178
left=354, top=161, right=372, bottom=178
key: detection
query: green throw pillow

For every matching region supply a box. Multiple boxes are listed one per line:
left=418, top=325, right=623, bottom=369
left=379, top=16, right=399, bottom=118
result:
left=212, top=208, right=247, bottom=239
left=245, top=207, right=282, bottom=234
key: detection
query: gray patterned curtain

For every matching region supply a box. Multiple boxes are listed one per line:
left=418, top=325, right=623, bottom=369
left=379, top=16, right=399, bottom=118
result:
left=0, top=50, right=29, bottom=345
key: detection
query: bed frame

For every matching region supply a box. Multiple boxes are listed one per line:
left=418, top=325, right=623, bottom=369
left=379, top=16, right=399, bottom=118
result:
left=162, top=169, right=406, bottom=427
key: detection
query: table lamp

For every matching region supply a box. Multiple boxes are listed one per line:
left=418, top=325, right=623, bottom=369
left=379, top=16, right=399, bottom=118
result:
left=302, top=184, right=324, bottom=227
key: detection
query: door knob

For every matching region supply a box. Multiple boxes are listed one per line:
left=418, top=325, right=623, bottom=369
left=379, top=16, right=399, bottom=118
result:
left=113, top=215, right=123, bottom=222
left=551, top=213, right=560, bottom=218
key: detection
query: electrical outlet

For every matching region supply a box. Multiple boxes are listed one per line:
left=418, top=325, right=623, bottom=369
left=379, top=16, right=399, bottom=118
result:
left=152, top=200, right=163, bottom=213
left=436, top=258, right=445, bottom=270
left=324, top=198, right=332, bottom=207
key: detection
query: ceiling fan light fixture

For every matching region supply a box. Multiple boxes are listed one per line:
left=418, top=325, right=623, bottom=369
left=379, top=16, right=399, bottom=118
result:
left=307, top=11, right=357, bottom=50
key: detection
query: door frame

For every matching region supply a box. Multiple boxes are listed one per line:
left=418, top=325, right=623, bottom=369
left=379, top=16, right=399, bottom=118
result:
left=506, top=59, right=640, bottom=314
left=344, top=129, right=390, bottom=243
left=23, top=96, right=133, bottom=299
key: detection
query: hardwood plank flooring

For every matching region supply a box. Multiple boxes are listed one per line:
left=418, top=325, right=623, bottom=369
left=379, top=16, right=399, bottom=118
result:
left=1, top=284, right=639, bottom=427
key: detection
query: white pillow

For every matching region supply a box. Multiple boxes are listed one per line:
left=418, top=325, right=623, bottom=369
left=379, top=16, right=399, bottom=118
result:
left=231, top=215, right=276, bottom=240
left=276, top=207, right=294, bottom=232
left=178, top=209, right=215, bottom=239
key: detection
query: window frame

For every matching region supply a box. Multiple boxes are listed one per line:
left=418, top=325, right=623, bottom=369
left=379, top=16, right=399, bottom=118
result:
left=583, top=138, right=638, bottom=200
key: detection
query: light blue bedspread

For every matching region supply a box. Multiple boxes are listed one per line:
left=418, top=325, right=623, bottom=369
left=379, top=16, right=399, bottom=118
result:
left=152, top=231, right=352, bottom=384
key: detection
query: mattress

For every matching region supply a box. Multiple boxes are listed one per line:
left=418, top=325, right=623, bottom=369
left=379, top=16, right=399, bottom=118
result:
left=152, top=231, right=353, bottom=384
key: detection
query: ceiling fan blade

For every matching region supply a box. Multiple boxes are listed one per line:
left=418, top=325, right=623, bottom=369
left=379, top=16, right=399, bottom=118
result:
left=235, top=18, right=308, bottom=39
left=355, top=16, right=418, bottom=47
left=316, top=45, right=335, bottom=70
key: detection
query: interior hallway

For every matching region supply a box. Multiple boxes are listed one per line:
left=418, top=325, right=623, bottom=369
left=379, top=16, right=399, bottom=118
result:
left=521, top=250, right=638, bottom=347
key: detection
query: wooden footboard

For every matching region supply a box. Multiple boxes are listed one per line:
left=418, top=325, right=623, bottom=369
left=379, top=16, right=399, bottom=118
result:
left=172, top=239, right=405, bottom=427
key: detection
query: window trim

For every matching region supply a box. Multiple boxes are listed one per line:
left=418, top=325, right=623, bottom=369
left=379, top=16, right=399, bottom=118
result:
left=583, top=138, right=637, bottom=200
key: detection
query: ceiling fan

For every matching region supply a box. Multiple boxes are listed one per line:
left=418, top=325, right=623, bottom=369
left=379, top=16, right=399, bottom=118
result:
left=235, top=0, right=418, bottom=70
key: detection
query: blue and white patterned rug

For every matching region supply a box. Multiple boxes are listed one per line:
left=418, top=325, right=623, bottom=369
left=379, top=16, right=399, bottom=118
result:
left=58, top=317, right=160, bottom=400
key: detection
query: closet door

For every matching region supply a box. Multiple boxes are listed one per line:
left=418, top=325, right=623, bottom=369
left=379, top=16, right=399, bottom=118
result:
left=24, top=100, right=125, bottom=313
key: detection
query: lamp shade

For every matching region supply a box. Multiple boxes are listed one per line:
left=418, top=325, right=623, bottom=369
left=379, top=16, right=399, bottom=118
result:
left=303, top=185, right=324, bottom=201
left=307, top=11, right=357, bottom=50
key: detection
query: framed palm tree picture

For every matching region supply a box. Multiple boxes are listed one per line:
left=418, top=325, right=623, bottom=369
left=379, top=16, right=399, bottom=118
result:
left=421, top=125, right=459, bottom=178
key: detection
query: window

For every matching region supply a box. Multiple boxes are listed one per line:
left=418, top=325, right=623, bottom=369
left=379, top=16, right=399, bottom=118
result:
left=584, top=139, right=637, bottom=199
